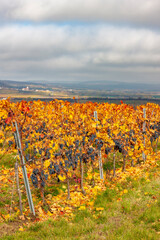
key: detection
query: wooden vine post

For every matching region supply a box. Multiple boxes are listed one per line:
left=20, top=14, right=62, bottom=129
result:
left=122, top=153, right=126, bottom=172
left=80, top=155, right=86, bottom=195
left=40, top=158, right=45, bottom=205
left=142, top=108, right=146, bottom=162
left=15, top=161, right=23, bottom=215
left=66, top=176, right=71, bottom=200
left=113, top=150, right=116, bottom=177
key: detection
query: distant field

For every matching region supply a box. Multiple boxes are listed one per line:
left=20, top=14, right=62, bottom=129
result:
left=1, top=87, right=160, bottom=106
left=8, top=97, right=160, bottom=106
left=0, top=89, right=72, bottom=99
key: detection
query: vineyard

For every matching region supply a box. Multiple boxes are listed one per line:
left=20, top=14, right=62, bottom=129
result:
left=0, top=99, right=160, bottom=228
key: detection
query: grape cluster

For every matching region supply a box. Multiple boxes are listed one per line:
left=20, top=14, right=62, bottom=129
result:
left=31, top=169, right=39, bottom=188
left=150, top=123, right=160, bottom=142
left=31, top=168, right=48, bottom=188
left=8, top=140, right=13, bottom=147
left=114, top=139, right=124, bottom=153
left=105, top=147, right=111, bottom=155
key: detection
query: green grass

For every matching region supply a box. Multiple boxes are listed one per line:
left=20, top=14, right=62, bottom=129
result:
left=152, top=141, right=160, bottom=152
left=1, top=164, right=160, bottom=240
left=0, top=153, right=17, bottom=169
left=44, top=185, right=60, bottom=197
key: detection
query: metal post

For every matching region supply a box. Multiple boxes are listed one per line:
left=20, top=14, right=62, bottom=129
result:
left=98, top=149, right=103, bottom=179
left=94, top=111, right=98, bottom=122
left=94, top=111, right=103, bottom=180
left=14, top=121, right=35, bottom=216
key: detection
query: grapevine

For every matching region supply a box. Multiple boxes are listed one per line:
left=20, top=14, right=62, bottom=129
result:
left=0, top=99, right=160, bottom=218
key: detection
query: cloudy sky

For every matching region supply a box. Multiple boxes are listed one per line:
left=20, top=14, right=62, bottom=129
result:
left=0, top=0, right=160, bottom=83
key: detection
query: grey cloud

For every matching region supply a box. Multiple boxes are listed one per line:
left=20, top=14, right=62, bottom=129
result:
left=0, top=24, right=160, bottom=82
left=0, top=0, right=160, bottom=27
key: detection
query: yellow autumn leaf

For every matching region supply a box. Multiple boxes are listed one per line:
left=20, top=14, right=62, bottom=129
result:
left=92, top=123, right=97, bottom=128
left=96, top=207, right=104, bottom=211
left=47, top=194, right=52, bottom=200
left=128, top=151, right=133, bottom=157
left=79, top=206, right=86, bottom=210
left=87, top=201, right=94, bottom=206
left=58, top=175, right=66, bottom=181
left=38, top=207, right=44, bottom=215
left=69, top=114, right=73, bottom=121
left=3, top=169, right=9, bottom=174
left=123, top=189, right=128, bottom=194
left=19, top=227, right=24, bottom=232
left=4, top=214, right=10, bottom=220
left=44, top=160, right=50, bottom=168
left=47, top=212, right=53, bottom=216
